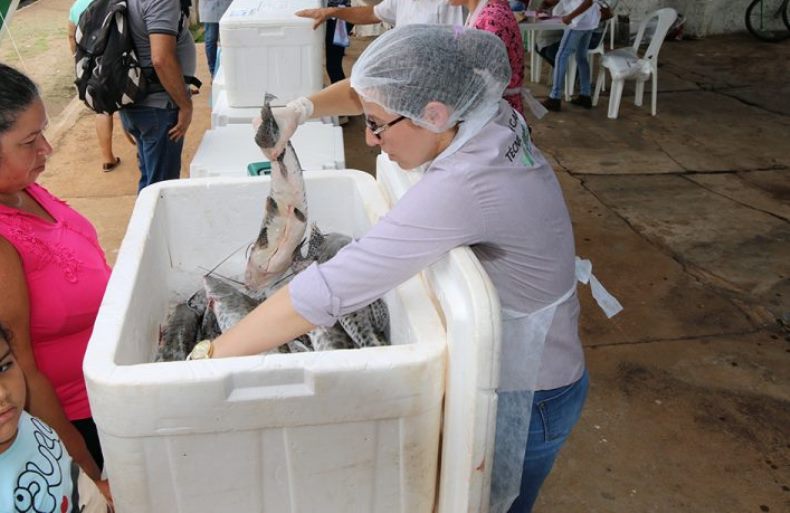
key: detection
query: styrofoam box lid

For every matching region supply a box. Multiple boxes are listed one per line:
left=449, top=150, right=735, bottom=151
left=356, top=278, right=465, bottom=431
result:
left=220, top=0, right=320, bottom=28
left=85, top=171, right=446, bottom=436
left=211, top=90, right=338, bottom=127
left=189, top=123, right=345, bottom=177
left=376, top=153, right=502, bottom=513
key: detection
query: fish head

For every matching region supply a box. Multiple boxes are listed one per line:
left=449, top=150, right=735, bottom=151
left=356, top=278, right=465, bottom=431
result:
left=254, top=93, right=280, bottom=151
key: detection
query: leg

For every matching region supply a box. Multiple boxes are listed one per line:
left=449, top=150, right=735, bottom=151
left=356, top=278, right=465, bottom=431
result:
left=119, top=109, right=148, bottom=191
left=72, top=417, right=104, bottom=471
left=549, top=29, right=584, bottom=101
left=593, top=64, right=604, bottom=105
left=608, top=77, right=625, bottom=118
left=324, top=18, right=347, bottom=84
left=120, top=107, right=182, bottom=192
left=507, top=370, right=590, bottom=513
left=95, top=113, right=116, bottom=166
left=651, top=69, right=658, bottom=115
left=204, top=22, right=220, bottom=77
left=574, top=30, right=594, bottom=97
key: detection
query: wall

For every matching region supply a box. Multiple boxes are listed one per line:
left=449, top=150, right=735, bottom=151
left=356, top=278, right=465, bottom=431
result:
left=616, top=0, right=752, bottom=38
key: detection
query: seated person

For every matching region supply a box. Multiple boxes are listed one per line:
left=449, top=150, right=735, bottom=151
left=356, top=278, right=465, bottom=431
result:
left=0, top=322, right=111, bottom=512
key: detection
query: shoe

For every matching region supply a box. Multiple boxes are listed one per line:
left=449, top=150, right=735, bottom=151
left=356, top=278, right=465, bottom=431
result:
left=570, top=95, right=592, bottom=109
left=102, top=157, right=121, bottom=172
left=541, top=97, right=561, bottom=112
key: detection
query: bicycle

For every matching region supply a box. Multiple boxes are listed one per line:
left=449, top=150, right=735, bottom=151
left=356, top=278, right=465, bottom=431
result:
left=745, top=0, right=790, bottom=42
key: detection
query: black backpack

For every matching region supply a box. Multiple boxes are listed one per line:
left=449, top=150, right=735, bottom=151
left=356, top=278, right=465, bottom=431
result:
left=74, top=0, right=147, bottom=114
left=74, top=0, right=200, bottom=114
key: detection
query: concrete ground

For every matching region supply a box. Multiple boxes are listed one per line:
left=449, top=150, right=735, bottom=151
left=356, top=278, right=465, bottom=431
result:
left=2, top=1, right=788, bottom=512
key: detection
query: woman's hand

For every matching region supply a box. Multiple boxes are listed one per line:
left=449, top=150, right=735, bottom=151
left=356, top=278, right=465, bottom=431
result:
left=295, top=8, right=336, bottom=30
left=252, top=97, right=313, bottom=160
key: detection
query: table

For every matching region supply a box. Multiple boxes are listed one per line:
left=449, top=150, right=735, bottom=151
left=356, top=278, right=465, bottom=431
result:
left=519, top=17, right=567, bottom=83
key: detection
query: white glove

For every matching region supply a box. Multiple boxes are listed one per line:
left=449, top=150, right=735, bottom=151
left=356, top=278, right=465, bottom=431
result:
left=252, top=96, right=314, bottom=160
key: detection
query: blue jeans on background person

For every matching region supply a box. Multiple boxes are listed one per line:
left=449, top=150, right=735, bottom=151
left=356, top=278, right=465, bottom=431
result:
left=549, top=29, right=595, bottom=100
left=507, top=369, right=590, bottom=513
left=204, top=22, right=220, bottom=77
left=120, top=106, right=183, bottom=193
left=538, top=30, right=604, bottom=68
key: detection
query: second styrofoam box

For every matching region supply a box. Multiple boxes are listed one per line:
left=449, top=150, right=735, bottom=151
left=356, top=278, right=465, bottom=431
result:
left=189, top=123, right=345, bottom=177
left=376, top=154, right=503, bottom=513
left=84, top=171, right=446, bottom=513
left=220, top=0, right=323, bottom=107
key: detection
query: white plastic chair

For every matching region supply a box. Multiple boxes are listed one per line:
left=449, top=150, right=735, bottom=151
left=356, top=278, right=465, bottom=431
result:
left=592, top=7, right=677, bottom=119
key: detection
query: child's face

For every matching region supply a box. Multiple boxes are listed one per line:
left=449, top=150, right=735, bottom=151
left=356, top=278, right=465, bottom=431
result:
left=0, top=338, right=26, bottom=453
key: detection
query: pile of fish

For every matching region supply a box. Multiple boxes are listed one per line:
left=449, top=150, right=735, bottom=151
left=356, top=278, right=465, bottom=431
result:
left=153, top=95, right=389, bottom=362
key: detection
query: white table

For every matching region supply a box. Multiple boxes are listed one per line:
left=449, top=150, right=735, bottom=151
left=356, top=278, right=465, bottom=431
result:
left=519, top=17, right=567, bottom=83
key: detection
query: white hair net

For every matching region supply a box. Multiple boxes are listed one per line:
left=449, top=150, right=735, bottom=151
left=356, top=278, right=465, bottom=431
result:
left=350, top=24, right=512, bottom=133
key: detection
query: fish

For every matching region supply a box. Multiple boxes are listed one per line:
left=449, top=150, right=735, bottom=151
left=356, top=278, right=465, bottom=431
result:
left=338, top=299, right=390, bottom=349
left=246, top=93, right=308, bottom=293
left=307, top=324, right=356, bottom=352
left=198, top=307, right=222, bottom=342
left=204, top=274, right=262, bottom=333
left=156, top=302, right=201, bottom=362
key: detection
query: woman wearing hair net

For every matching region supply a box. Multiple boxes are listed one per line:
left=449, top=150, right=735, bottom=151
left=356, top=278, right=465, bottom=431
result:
left=189, top=25, right=621, bottom=512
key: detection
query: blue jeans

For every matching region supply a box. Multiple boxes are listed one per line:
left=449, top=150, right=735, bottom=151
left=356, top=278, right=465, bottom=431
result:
left=550, top=29, right=595, bottom=100
left=507, top=369, right=590, bottom=513
left=204, top=22, right=220, bottom=77
left=120, top=106, right=183, bottom=192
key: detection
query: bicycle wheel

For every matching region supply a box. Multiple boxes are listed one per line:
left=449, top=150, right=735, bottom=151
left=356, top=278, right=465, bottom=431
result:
left=745, top=0, right=790, bottom=42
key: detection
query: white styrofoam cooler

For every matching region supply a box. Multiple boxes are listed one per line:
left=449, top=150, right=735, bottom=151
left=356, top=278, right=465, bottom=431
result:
left=220, top=0, right=324, bottom=108
left=84, top=171, right=447, bottom=513
left=376, top=153, right=502, bottom=513
left=189, top=123, right=345, bottom=177
left=210, top=89, right=260, bottom=127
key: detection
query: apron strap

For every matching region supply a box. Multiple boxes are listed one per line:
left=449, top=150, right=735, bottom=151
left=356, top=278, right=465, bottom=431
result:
left=575, top=257, right=623, bottom=318
left=504, top=86, right=549, bottom=119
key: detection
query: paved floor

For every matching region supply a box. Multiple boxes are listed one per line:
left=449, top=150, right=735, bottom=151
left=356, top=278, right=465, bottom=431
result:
left=2, top=2, right=789, bottom=512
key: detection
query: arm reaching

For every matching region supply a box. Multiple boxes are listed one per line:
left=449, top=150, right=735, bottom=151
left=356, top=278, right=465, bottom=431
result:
left=296, top=6, right=380, bottom=30
left=200, top=286, right=316, bottom=358
left=257, top=79, right=364, bottom=159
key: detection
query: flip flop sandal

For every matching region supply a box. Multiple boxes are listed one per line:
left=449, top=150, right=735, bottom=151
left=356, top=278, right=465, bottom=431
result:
left=102, top=157, right=121, bottom=172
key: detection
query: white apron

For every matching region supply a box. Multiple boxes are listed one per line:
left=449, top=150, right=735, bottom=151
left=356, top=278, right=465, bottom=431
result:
left=488, top=258, right=622, bottom=512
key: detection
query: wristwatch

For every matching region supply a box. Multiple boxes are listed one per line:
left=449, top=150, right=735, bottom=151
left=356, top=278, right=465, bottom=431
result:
left=187, top=340, right=214, bottom=360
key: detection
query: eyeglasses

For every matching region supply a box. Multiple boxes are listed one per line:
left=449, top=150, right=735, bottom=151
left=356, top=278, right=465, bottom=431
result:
left=365, top=115, right=406, bottom=137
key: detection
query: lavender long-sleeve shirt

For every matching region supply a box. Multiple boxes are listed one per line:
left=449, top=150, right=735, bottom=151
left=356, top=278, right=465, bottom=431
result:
left=290, top=102, right=584, bottom=390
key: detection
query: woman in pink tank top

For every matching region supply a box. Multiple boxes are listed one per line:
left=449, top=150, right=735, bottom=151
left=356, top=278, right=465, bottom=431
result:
left=0, top=63, right=111, bottom=497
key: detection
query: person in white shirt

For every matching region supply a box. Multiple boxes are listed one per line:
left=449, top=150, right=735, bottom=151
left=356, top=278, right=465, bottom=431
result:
left=539, top=0, right=601, bottom=111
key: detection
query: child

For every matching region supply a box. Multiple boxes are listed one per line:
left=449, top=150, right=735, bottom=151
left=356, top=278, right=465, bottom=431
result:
left=0, top=322, right=111, bottom=513
left=540, top=0, right=601, bottom=111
